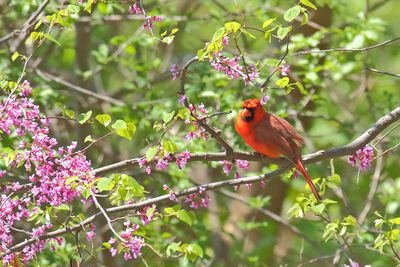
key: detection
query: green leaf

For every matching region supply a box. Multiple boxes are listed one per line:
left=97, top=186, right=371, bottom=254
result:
left=146, top=206, right=156, bottom=218
left=102, top=242, right=112, bottom=249
left=177, top=209, right=195, bottom=225
left=277, top=26, right=292, bottom=40
left=327, top=173, right=341, bottom=186
left=163, top=140, right=177, bottom=153
left=163, top=111, right=175, bottom=123
left=240, top=28, right=256, bottom=39
left=125, top=176, right=145, bottom=197
left=295, top=81, right=307, bottom=95
left=190, top=243, right=204, bottom=258
left=63, top=109, right=75, bottom=119
left=284, top=6, right=301, bottom=22
left=111, top=119, right=127, bottom=129
left=301, top=11, right=309, bottom=25
left=211, top=27, right=226, bottom=42
left=11, top=52, right=19, bottom=61
left=44, top=33, right=61, bottom=46
left=78, top=110, right=92, bottom=124
left=262, top=18, right=276, bottom=29
left=374, top=218, right=384, bottom=229
left=115, top=122, right=136, bottom=140
left=166, top=242, right=181, bottom=257
left=81, top=188, right=91, bottom=199
left=343, top=215, right=357, bottom=226
left=276, top=77, right=290, bottom=88
left=84, top=135, right=93, bottom=143
left=97, top=177, right=115, bottom=192
left=224, top=21, right=241, bottom=33
left=95, top=114, right=111, bottom=127
left=389, top=217, right=400, bottom=225
left=162, top=36, right=175, bottom=45
left=171, top=28, right=179, bottom=35
left=164, top=207, right=177, bottom=215
left=300, top=0, right=317, bottom=10
left=311, top=203, right=325, bottom=214
left=146, top=146, right=158, bottom=161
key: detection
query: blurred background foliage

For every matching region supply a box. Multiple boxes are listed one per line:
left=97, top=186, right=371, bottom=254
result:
left=1, top=0, right=400, bottom=266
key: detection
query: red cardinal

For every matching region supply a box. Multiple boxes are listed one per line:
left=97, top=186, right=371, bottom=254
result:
left=235, top=98, right=321, bottom=200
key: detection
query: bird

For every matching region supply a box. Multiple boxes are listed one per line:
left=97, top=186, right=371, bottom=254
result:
left=235, top=98, right=321, bottom=200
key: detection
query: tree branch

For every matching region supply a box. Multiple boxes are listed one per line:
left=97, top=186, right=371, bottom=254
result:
left=364, top=67, right=400, bottom=78
left=3, top=105, right=400, bottom=258
left=179, top=56, right=233, bottom=153
left=294, top=37, right=400, bottom=56
left=36, top=69, right=126, bottom=106
left=94, top=105, right=400, bottom=175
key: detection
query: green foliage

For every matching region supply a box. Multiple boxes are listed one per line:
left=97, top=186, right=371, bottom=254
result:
left=2, top=0, right=400, bottom=266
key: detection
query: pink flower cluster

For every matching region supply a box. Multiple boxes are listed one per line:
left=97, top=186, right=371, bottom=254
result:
left=185, top=103, right=210, bottom=141
left=170, top=64, right=181, bottom=81
left=137, top=150, right=191, bottom=174
left=184, top=186, right=209, bottom=209
left=0, top=81, right=94, bottom=264
left=108, top=221, right=145, bottom=260
left=210, top=53, right=259, bottom=85
left=129, top=2, right=141, bottom=14
left=348, top=144, right=374, bottom=171
left=144, top=15, right=163, bottom=29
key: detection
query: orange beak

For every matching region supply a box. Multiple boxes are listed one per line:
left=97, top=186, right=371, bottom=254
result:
left=242, top=108, right=251, bottom=117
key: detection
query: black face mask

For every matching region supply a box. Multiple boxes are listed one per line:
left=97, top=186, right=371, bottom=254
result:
left=242, top=107, right=255, bottom=122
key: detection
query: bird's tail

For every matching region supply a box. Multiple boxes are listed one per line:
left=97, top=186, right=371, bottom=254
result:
left=295, top=159, right=322, bottom=201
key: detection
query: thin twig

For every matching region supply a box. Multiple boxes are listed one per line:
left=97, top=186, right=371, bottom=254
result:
left=179, top=56, right=234, bottom=153
left=90, top=191, right=124, bottom=242
left=364, top=67, right=400, bottom=78
left=358, top=154, right=383, bottom=224
left=2, top=105, right=400, bottom=258
left=294, top=37, right=400, bottom=56
left=260, top=30, right=292, bottom=90
left=36, top=69, right=126, bottom=106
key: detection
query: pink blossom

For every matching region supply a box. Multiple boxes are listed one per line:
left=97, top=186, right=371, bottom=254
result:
left=178, top=94, right=186, bottom=104
left=170, top=64, right=181, bottom=81
left=162, top=184, right=169, bottom=190
left=280, top=65, right=290, bottom=76
left=156, top=159, right=169, bottom=170
left=138, top=158, right=147, bottom=168
left=236, top=159, right=250, bottom=170
left=198, top=103, right=208, bottom=114
left=144, top=16, right=163, bottom=29
left=260, top=95, right=270, bottom=105
left=145, top=166, right=151, bottom=174
left=222, top=36, right=229, bottom=45
left=110, top=247, right=118, bottom=257
left=129, top=2, right=141, bottom=14
left=221, top=160, right=232, bottom=176
left=348, top=144, right=374, bottom=171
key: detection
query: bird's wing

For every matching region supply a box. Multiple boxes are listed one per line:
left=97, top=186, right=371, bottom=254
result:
left=254, top=114, right=304, bottom=160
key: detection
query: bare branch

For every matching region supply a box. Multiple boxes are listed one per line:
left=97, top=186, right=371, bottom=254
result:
left=294, top=37, right=400, bottom=56
left=90, top=191, right=124, bottom=242
left=94, top=105, right=400, bottom=175
left=3, top=105, right=399, bottom=257
left=179, top=57, right=233, bottom=153
left=365, top=67, right=400, bottom=78
left=36, top=69, right=126, bottom=106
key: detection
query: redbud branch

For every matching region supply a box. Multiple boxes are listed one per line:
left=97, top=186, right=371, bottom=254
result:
left=364, top=67, right=400, bottom=78
left=293, top=36, right=400, bottom=56
left=36, top=69, right=126, bottom=106
left=90, top=191, right=124, bottom=242
left=260, top=28, right=292, bottom=90
left=179, top=56, right=234, bottom=154
left=2, top=106, right=400, bottom=258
